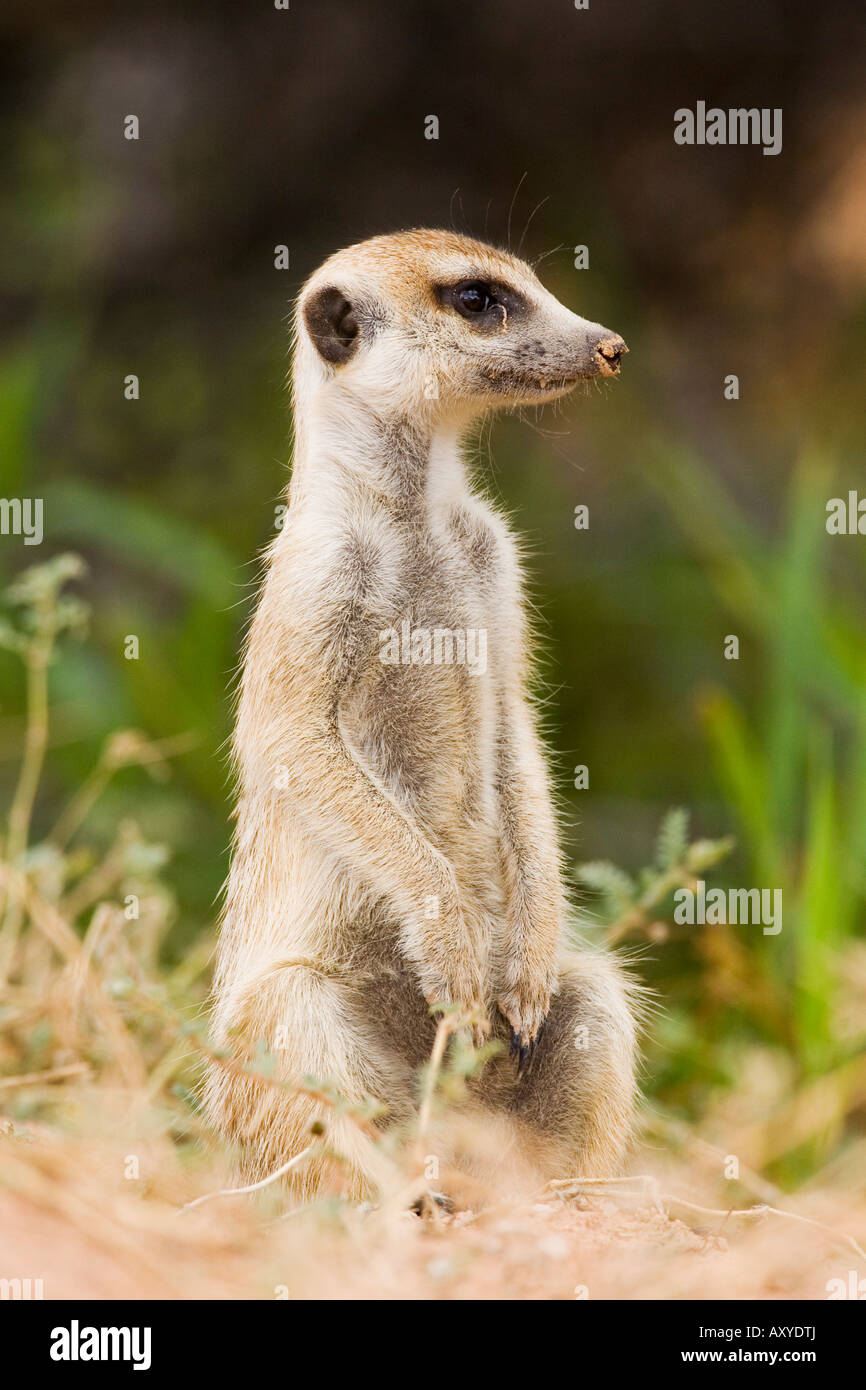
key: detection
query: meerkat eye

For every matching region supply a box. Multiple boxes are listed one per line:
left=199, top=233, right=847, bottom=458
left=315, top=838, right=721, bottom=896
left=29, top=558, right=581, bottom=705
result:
left=456, top=281, right=495, bottom=315
left=436, top=278, right=516, bottom=326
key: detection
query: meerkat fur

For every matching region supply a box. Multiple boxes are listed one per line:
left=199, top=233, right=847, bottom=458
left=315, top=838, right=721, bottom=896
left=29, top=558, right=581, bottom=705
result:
left=204, top=229, right=637, bottom=1201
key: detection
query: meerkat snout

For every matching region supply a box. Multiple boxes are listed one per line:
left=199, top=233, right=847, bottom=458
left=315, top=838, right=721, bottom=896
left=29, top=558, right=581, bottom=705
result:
left=593, top=334, right=629, bottom=377
left=296, top=229, right=628, bottom=420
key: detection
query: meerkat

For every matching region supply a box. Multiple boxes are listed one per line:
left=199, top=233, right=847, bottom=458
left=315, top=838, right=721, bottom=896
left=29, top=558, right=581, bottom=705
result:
left=204, top=229, right=638, bottom=1201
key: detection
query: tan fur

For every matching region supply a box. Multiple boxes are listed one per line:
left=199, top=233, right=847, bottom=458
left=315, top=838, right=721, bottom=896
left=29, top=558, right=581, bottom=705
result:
left=204, top=230, right=636, bottom=1200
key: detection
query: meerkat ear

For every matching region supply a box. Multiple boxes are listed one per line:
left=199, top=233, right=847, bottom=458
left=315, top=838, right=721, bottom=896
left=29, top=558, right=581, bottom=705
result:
left=302, top=286, right=360, bottom=366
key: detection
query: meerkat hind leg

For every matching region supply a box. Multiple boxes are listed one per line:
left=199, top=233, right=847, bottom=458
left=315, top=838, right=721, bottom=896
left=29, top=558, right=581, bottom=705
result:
left=209, top=962, right=411, bottom=1202
left=479, top=956, right=637, bottom=1183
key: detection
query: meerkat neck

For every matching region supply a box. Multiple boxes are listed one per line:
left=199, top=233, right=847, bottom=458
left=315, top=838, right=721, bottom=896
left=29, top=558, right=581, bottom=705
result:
left=289, top=383, right=468, bottom=513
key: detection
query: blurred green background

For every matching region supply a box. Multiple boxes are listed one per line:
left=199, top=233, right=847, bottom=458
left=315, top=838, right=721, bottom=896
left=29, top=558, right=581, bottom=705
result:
left=1, top=0, right=865, bottom=1183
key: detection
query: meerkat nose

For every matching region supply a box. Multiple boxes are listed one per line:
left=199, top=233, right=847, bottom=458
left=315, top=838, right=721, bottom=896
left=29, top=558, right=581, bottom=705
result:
left=593, top=335, right=628, bottom=376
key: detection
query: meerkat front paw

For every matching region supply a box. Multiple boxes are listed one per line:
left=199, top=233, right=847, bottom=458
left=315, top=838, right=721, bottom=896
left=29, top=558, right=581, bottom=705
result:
left=417, top=895, right=493, bottom=1045
left=423, top=956, right=491, bottom=1047
left=497, top=965, right=559, bottom=1076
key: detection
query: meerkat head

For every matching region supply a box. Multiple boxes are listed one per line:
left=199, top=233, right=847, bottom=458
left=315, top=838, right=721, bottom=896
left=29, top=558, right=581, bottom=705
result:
left=295, top=230, right=627, bottom=428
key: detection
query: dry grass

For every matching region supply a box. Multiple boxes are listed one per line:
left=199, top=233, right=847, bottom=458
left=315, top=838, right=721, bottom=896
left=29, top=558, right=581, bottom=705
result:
left=2, top=878, right=863, bottom=1302
left=1, top=942, right=864, bottom=1301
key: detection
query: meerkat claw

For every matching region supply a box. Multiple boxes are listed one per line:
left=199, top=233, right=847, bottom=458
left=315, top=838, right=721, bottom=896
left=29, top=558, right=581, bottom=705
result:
left=510, top=1028, right=534, bottom=1076
left=511, top=1022, right=545, bottom=1077
left=410, top=1190, right=455, bottom=1219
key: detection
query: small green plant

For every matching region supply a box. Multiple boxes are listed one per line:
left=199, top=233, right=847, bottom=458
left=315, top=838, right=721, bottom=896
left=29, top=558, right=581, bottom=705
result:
left=575, top=807, right=734, bottom=944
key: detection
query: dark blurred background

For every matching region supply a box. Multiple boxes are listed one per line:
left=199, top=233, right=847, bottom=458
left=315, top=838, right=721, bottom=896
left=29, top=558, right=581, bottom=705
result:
left=1, top=0, right=865, bottom=1179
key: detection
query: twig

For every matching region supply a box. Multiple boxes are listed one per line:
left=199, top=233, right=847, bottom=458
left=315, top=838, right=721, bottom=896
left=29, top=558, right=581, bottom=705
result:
left=0, top=1062, right=91, bottom=1091
left=396, top=1006, right=484, bottom=1217
left=549, top=1173, right=666, bottom=1214
left=50, top=730, right=199, bottom=849
left=663, top=1194, right=866, bottom=1265
left=180, top=1143, right=318, bottom=1211
left=416, top=1012, right=462, bottom=1142
left=548, top=1174, right=866, bottom=1264
left=0, top=600, right=55, bottom=979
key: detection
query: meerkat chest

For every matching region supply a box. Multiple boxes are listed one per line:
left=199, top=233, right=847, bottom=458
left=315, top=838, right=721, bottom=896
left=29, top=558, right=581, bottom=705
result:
left=340, top=505, right=513, bottom=827
left=385, top=504, right=510, bottom=678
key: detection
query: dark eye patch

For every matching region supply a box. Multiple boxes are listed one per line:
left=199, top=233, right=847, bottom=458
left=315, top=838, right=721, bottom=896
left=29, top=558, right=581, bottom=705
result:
left=436, top=278, right=524, bottom=326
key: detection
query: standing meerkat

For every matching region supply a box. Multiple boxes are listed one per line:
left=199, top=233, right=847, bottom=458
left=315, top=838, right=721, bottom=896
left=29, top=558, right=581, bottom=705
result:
left=205, top=230, right=637, bottom=1200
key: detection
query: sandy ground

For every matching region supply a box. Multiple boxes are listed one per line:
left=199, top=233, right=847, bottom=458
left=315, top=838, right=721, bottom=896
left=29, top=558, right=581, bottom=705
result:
left=1, top=1123, right=862, bottom=1300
